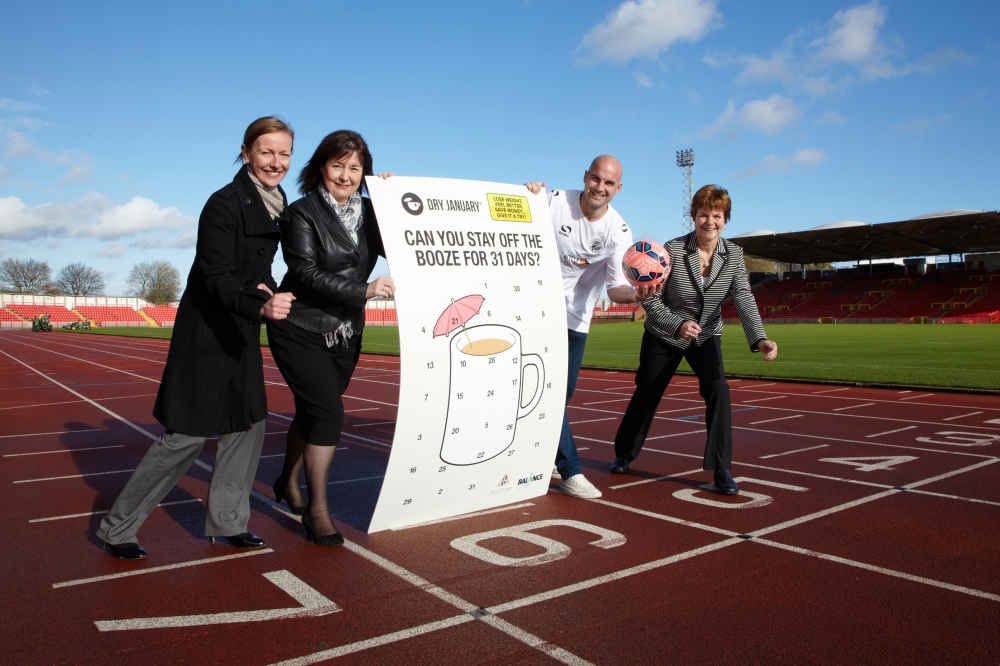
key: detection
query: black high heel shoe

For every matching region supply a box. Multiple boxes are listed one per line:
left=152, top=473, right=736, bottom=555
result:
left=273, top=477, right=306, bottom=515
left=301, top=510, right=345, bottom=547
left=103, top=541, right=146, bottom=559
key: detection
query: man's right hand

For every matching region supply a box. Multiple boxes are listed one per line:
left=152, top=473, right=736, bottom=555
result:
left=261, top=290, right=295, bottom=320
left=524, top=181, right=546, bottom=195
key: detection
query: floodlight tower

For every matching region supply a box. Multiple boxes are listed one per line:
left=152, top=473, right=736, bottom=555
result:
left=676, top=148, right=695, bottom=233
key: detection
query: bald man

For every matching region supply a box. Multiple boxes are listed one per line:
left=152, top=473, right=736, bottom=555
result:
left=526, top=156, right=656, bottom=499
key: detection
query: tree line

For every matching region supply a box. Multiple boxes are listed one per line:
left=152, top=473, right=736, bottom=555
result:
left=0, top=258, right=182, bottom=304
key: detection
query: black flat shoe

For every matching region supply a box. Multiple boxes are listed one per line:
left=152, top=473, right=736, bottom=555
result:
left=301, top=510, right=345, bottom=547
left=103, top=541, right=146, bottom=560
left=714, top=470, right=740, bottom=495
left=273, top=477, right=306, bottom=515
left=610, top=457, right=631, bottom=474
left=211, top=533, right=266, bottom=548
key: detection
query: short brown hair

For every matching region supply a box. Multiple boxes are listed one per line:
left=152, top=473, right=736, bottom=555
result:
left=691, top=184, right=731, bottom=221
left=236, top=116, right=294, bottom=164
left=298, top=130, right=374, bottom=195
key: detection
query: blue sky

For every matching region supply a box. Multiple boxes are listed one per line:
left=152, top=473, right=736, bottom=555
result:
left=1, top=0, right=997, bottom=293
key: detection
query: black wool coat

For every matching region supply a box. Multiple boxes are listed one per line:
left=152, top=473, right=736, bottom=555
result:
left=153, top=166, right=282, bottom=436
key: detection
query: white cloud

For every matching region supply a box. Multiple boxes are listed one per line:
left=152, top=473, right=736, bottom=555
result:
left=813, top=110, right=847, bottom=125
left=634, top=72, right=655, bottom=88
left=0, top=193, right=195, bottom=245
left=734, top=149, right=827, bottom=180
left=713, top=2, right=976, bottom=96
left=701, top=95, right=800, bottom=137
left=0, top=98, right=43, bottom=112
left=28, top=83, right=52, bottom=97
left=96, top=243, right=128, bottom=258
left=574, top=0, right=720, bottom=65
left=2, top=130, right=94, bottom=185
left=890, top=114, right=950, bottom=138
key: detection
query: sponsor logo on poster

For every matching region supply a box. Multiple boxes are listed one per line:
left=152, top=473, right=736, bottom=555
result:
left=517, top=472, right=545, bottom=487
left=401, top=193, right=424, bottom=215
left=492, top=474, right=513, bottom=495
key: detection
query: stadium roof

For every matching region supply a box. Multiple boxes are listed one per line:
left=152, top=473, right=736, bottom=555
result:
left=729, top=210, right=1000, bottom=264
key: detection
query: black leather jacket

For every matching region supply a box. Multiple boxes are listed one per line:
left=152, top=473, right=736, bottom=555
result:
left=277, top=187, right=385, bottom=335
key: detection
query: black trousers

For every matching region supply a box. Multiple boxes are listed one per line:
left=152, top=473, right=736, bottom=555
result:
left=614, top=332, right=732, bottom=472
left=267, top=318, right=361, bottom=445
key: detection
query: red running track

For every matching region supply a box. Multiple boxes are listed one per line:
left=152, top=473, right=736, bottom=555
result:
left=1, top=330, right=998, bottom=665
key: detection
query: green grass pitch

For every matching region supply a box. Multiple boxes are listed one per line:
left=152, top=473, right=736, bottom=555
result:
left=58, top=322, right=999, bottom=390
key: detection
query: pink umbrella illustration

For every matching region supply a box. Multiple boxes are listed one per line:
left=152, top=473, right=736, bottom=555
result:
left=433, top=294, right=485, bottom=350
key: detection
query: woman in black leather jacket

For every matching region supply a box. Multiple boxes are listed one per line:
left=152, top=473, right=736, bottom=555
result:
left=268, top=130, right=395, bottom=546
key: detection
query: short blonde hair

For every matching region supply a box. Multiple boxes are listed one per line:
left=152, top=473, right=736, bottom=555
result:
left=691, top=184, right=731, bottom=222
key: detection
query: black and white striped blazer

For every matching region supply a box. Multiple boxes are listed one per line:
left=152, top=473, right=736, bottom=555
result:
left=642, top=232, right=767, bottom=351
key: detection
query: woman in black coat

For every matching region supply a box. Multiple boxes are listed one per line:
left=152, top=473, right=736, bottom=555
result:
left=268, top=130, right=394, bottom=546
left=96, top=117, right=296, bottom=559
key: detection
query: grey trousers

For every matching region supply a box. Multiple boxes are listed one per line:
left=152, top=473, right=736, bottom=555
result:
left=96, top=420, right=266, bottom=545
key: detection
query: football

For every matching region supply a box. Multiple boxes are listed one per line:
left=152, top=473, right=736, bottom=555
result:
left=622, top=240, right=671, bottom=287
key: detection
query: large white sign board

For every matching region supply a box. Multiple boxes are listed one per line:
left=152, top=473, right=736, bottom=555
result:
left=366, top=177, right=567, bottom=533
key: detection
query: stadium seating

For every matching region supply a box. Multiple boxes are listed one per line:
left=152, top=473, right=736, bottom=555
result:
left=75, top=305, right=146, bottom=326
left=0, top=309, right=23, bottom=322
left=364, top=307, right=398, bottom=326
left=140, top=306, right=178, bottom=326
left=6, top=304, right=80, bottom=322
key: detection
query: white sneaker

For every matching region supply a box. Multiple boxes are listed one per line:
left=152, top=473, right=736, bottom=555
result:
left=551, top=465, right=561, bottom=480
left=559, top=474, right=602, bottom=499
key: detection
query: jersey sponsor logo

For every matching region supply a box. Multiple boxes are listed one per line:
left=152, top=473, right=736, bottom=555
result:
left=563, top=254, right=590, bottom=266
left=401, top=193, right=424, bottom=215
left=558, top=224, right=572, bottom=236
left=621, top=223, right=628, bottom=233
left=589, top=238, right=605, bottom=253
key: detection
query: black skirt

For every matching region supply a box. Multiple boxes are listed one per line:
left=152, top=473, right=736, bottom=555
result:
left=266, top=317, right=361, bottom=445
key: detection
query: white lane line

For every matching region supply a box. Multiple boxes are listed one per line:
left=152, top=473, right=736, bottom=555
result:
left=0, top=339, right=160, bottom=383
left=904, top=458, right=1000, bottom=490
left=899, top=394, right=933, bottom=401
left=647, top=430, right=703, bottom=440
left=609, top=467, right=705, bottom=490
left=344, top=394, right=398, bottom=408
left=259, top=454, right=285, bottom=459
left=583, top=398, right=631, bottom=405
left=14, top=469, right=136, bottom=484
left=341, top=432, right=392, bottom=449
left=733, top=425, right=992, bottom=459
left=866, top=425, right=918, bottom=438
left=350, top=420, right=395, bottom=427
left=53, top=549, right=274, bottom=588
left=486, top=537, right=744, bottom=616
left=4, top=444, right=123, bottom=457
left=0, top=394, right=158, bottom=412
left=0, top=428, right=101, bottom=439
left=943, top=411, right=984, bottom=421
left=0, top=349, right=160, bottom=443
left=393, top=502, right=536, bottom=531
left=735, top=382, right=777, bottom=389
left=574, top=436, right=612, bottom=444
left=570, top=417, right=617, bottom=425
left=832, top=402, right=876, bottom=412
left=345, top=407, right=380, bottom=413
left=742, top=396, right=785, bottom=403
left=756, top=538, right=1000, bottom=603
left=30, top=499, right=202, bottom=523
left=749, top=415, right=804, bottom=426
left=899, top=390, right=912, bottom=394
left=478, top=615, right=598, bottom=666
left=812, top=388, right=851, bottom=394
left=759, top=444, right=829, bottom=459
left=751, top=489, right=901, bottom=537
left=267, top=615, right=475, bottom=666
left=326, top=475, right=384, bottom=487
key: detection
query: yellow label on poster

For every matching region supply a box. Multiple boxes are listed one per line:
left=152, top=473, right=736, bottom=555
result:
left=486, top=194, right=532, bottom=222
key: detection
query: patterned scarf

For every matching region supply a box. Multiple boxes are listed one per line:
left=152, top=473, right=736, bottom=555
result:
left=246, top=169, right=285, bottom=220
left=320, top=187, right=363, bottom=245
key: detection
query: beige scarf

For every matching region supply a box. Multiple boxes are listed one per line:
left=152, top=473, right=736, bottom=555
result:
left=247, top=169, right=285, bottom=219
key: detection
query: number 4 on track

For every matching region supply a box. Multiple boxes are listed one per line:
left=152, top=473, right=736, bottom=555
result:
left=819, top=456, right=917, bottom=472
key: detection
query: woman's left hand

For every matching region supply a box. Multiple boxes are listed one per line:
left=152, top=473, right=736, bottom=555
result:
left=366, top=277, right=396, bottom=299
left=759, top=339, right=778, bottom=361
left=376, top=172, right=395, bottom=179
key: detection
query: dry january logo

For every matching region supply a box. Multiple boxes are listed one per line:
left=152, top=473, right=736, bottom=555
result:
left=402, top=193, right=424, bottom=216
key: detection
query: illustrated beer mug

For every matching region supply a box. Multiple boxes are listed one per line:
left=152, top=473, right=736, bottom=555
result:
left=440, top=324, right=545, bottom=465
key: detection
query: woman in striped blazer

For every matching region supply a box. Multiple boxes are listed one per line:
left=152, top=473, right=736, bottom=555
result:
left=611, top=185, right=778, bottom=494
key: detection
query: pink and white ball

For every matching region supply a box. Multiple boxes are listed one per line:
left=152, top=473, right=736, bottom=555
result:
left=622, top=240, right=671, bottom=287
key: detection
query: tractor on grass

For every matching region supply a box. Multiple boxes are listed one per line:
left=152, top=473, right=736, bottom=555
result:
left=31, top=314, right=52, bottom=332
